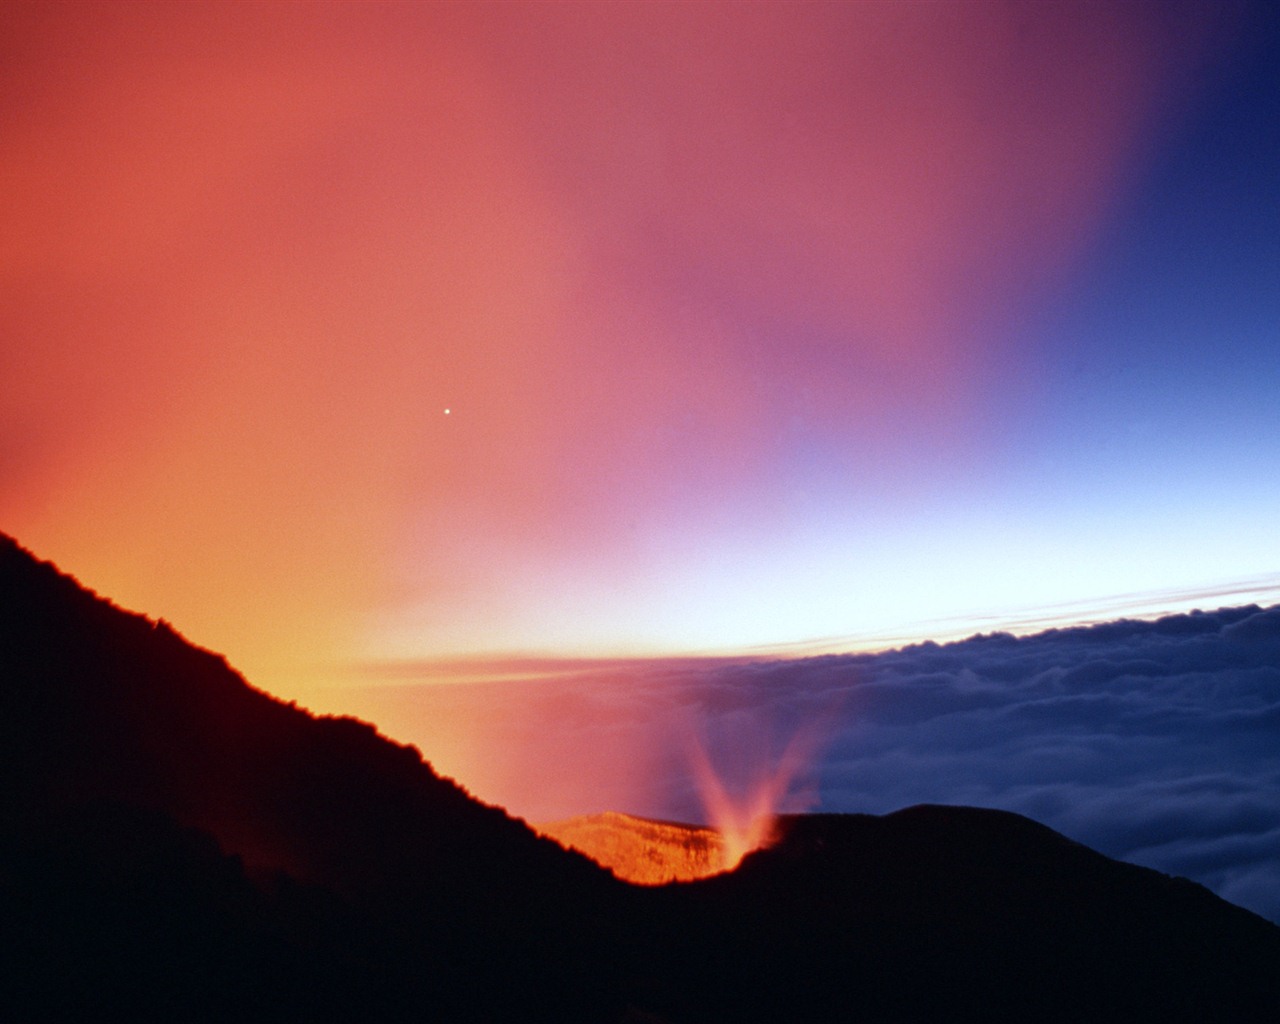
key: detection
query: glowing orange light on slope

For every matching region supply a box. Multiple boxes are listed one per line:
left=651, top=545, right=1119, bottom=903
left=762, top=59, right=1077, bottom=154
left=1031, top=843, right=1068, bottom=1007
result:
left=534, top=709, right=834, bottom=884
left=537, top=812, right=725, bottom=885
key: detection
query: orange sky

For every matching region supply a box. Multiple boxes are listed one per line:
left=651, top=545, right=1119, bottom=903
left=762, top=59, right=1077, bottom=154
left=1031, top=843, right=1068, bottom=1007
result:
left=2, top=1, right=1247, bottom=713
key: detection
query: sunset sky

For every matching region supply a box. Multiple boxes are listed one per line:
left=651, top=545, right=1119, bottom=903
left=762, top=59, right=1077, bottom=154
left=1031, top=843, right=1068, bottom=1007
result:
left=4, top=1, right=1278, bottom=705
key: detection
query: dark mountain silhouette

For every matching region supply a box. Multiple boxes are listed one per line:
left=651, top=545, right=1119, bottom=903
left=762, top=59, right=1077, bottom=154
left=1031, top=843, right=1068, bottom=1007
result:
left=2, top=532, right=1278, bottom=1022
left=0, top=533, right=626, bottom=1022
left=658, top=809, right=1280, bottom=1023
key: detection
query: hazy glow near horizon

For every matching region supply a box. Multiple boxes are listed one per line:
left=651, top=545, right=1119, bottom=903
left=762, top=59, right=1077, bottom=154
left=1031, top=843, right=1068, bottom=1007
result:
left=3, top=2, right=1278, bottom=704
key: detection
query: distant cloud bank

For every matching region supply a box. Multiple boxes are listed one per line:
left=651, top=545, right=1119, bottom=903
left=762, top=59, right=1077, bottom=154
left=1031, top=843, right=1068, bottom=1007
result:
left=353, top=604, right=1280, bottom=923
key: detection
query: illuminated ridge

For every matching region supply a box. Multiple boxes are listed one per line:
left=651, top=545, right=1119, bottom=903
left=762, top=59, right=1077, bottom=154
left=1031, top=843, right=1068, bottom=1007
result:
left=538, top=811, right=744, bottom=884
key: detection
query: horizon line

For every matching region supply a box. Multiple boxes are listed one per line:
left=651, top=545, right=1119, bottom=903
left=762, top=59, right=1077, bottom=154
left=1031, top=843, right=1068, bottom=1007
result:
left=352, top=572, right=1280, bottom=685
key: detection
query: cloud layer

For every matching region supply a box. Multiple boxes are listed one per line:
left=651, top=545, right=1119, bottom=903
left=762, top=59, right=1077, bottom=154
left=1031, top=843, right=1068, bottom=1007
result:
left=349, top=603, right=1280, bottom=923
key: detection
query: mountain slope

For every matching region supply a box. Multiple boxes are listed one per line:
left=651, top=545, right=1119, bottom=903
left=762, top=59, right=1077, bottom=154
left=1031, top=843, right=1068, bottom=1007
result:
left=2, top=532, right=1278, bottom=1023
left=653, top=808, right=1280, bottom=1022
left=0, top=533, right=628, bottom=1021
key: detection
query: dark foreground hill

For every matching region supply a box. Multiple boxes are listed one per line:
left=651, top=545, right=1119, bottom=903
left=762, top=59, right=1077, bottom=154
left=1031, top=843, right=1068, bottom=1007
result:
left=2, top=533, right=1278, bottom=1022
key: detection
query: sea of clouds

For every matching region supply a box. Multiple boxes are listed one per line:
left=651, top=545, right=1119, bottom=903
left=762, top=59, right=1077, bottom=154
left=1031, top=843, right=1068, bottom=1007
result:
left=369, top=603, right=1280, bottom=923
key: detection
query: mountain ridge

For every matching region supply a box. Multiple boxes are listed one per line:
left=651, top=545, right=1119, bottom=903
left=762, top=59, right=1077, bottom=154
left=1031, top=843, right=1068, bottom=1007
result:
left=2, top=531, right=1278, bottom=1022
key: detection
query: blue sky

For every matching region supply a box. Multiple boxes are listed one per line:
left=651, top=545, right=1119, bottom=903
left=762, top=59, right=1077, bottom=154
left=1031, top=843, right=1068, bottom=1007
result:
left=5, top=2, right=1276, bottom=687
